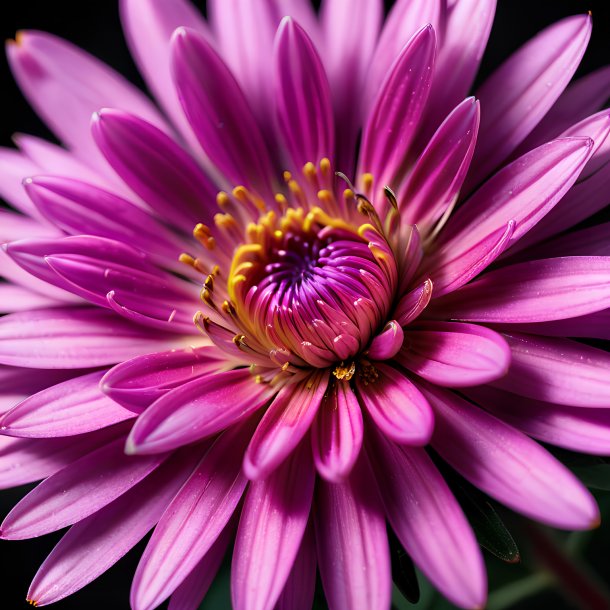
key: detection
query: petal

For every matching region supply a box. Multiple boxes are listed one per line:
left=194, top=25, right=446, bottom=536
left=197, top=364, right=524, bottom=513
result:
left=367, top=428, right=486, bottom=610
left=400, top=97, right=480, bottom=229
left=131, top=424, right=251, bottom=610
left=0, top=308, right=183, bottom=368
left=469, top=14, right=592, bottom=185
left=0, top=370, right=133, bottom=437
left=101, top=346, right=222, bottom=413
left=315, top=452, right=391, bottom=610
left=0, top=148, right=46, bottom=217
left=27, top=449, right=200, bottom=606
left=170, top=27, right=275, bottom=198
left=232, top=441, right=315, bottom=610
left=492, top=333, right=610, bottom=408
left=355, top=363, right=433, bottom=445
left=396, top=321, right=510, bottom=387
left=0, top=209, right=57, bottom=242
left=311, top=382, right=363, bottom=482
left=424, top=385, right=600, bottom=530
left=127, top=369, right=274, bottom=454
left=243, top=370, right=329, bottom=480
left=0, top=436, right=166, bottom=539
left=393, top=279, right=433, bottom=326
left=359, top=24, right=436, bottom=188
left=0, top=283, right=63, bottom=313
left=274, top=17, right=334, bottom=168
left=433, top=256, right=610, bottom=323
left=464, top=385, right=610, bottom=456
left=7, top=31, right=168, bottom=170
left=366, top=321, right=404, bottom=361
left=91, top=108, right=217, bottom=233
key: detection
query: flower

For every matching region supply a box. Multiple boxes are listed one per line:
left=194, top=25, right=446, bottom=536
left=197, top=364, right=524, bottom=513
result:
left=2, top=1, right=610, bottom=609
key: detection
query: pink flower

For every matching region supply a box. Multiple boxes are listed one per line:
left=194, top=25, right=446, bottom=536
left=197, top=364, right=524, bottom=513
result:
left=1, top=1, right=610, bottom=609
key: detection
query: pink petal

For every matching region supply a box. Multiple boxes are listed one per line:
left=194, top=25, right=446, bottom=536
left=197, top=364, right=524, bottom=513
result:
left=469, top=14, right=592, bottom=185
left=396, top=321, right=510, bottom=387
left=359, top=24, right=436, bottom=188
left=0, top=370, right=133, bottom=437
left=311, top=381, right=363, bottom=482
left=0, top=308, right=182, bottom=369
left=424, top=384, right=600, bottom=530
left=131, top=424, right=251, bottom=610
left=366, top=321, right=404, bottom=360
left=27, top=449, right=200, bottom=606
left=243, top=370, right=329, bottom=480
left=0, top=283, right=63, bottom=313
left=367, top=427, right=486, bottom=610
left=232, top=441, right=315, bottom=610
left=492, top=333, right=610, bottom=408
left=0, top=147, right=47, bottom=218
left=170, top=27, right=275, bottom=199
left=394, top=279, right=433, bottom=326
left=274, top=17, right=334, bottom=169
left=7, top=31, right=169, bottom=173
left=127, top=369, right=274, bottom=454
left=315, top=452, right=391, bottom=610
left=464, top=385, right=610, bottom=456
left=0, top=209, right=57, bottom=243
left=433, top=256, right=610, bottom=323
left=101, top=346, right=222, bottom=412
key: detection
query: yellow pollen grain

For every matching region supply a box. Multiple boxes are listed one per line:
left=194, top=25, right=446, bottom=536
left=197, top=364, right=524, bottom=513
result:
left=320, top=157, right=331, bottom=176
left=179, top=253, right=196, bottom=268
left=362, top=173, right=374, bottom=192
left=303, top=161, right=317, bottom=180
left=283, top=170, right=293, bottom=183
left=275, top=193, right=288, bottom=213
left=274, top=229, right=283, bottom=239
left=255, top=375, right=264, bottom=384
left=216, top=191, right=231, bottom=208
left=317, top=189, right=333, bottom=207
left=333, top=361, right=356, bottom=381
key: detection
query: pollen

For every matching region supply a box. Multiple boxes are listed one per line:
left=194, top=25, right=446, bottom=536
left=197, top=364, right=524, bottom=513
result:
left=333, top=361, right=356, bottom=381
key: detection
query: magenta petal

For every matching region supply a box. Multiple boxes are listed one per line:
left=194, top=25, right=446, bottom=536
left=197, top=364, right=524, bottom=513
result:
left=131, top=424, right=251, bottom=610
left=394, top=279, right=433, bottom=326
left=312, top=382, right=363, bottom=482
left=434, top=256, right=610, bottom=323
left=396, top=321, right=510, bottom=387
left=127, top=369, right=274, bottom=454
left=355, top=363, right=433, bottom=445
left=464, top=385, right=610, bottom=456
left=27, top=449, right=199, bottom=606
left=0, top=284, right=63, bottom=313
left=366, top=321, right=404, bottom=361
left=0, top=148, right=46, bottom=218
left=244, top=370, right=328, bottom=480
left=469, top=14, right=592, bottom=185
left=0, top=370, right=133, bottom=437
left=400, top=97, right=480, bottom=229
left=170, top=27, right=275, bottom=199
left=315, top=452, right=391, bottom=610
left=367, top=428, right=486, bottom=610
left=1, top=436, right=166, bottom=539
left=91, top=108, right=217, bottom=233
left=101, top=346, right=222, bottom=412
left=492, top=333, right=610, bottom=408
left=232, top=441, right=314, bottom=610
left=0, top=209, right=57, bottom=242
left=274, top=17, right=334, bottom=169
left=423, top=385, right=600, bottom=530
left=359, top=24, right=436, bottom=188
left=0, top=308, right=181, bottom=369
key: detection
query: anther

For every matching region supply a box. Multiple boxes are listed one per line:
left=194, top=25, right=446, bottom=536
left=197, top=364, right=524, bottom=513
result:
left=333, top=361, right=356, bottom=381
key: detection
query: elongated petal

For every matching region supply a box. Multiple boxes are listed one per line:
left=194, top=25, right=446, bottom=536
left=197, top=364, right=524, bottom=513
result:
left=170, top=27, right=275, bottom=198
left=0, top=209, right=57, bottom=242
left=492, top=333, right=610, bottom=408
left=91, top=108, right=217, bottom=233
left=131, top=424, right=251, bottom=610
left=0, top=370, right=133, bottom=437
left=396, top=321, right=510, bottom=387
left=464, top=385, right=610, bottom=456
left=0, top=284, right=62, bottom=313
left=394, top=279, right=433, bottom=326
left=400, top=97, right=480, bottom=228
left=367, top=321, right=404, bottom=361
left=243, top=371, right=328, bottom=479
left=359, top=25, right=436, bottom=188
left=27, top=449, right=200, bottom=606
left=274, top=18, right=334, bottom=168
left=127, top=369, right=274, bottom=454
left=232, top=441, right=314, bottom=610
left=1, top=437, right=166, bottom=539
left=312, top=382, right=363, bottom=482
left=367, top=428, right=486, bottom=610
left=102, top=346, right=222, bottom=412
left=469, top=14, right=591, bottom=185
left=434, top=257, right=610, bottom=323
left=355, top=363, right=433, bottom=445
left=0, top=308, right=182, bottom=368
left=315, top=453, right=391, bottom=610
left=0, top=148, right=46, bottom=217
left=424, top=385, right=599, bottom=529
left=7, top=31, right=168, bottom=169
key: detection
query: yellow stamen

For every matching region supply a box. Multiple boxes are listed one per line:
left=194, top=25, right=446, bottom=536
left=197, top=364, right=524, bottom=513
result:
left=333, top=361, right=356, bottom=381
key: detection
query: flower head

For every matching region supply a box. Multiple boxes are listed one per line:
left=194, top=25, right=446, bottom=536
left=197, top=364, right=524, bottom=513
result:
left=2, top=2, right=610, bottom=610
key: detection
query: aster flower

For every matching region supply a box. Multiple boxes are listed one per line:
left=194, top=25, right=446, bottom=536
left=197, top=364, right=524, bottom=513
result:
left=2, top=1, right=610, bottom=609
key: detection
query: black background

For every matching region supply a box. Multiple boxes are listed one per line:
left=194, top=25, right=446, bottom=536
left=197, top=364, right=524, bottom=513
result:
left=1, top=1, right=610, bottom=609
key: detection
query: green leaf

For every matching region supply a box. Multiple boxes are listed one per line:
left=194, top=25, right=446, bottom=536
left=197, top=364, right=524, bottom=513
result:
left=388, top=527, right=421, bottom=604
